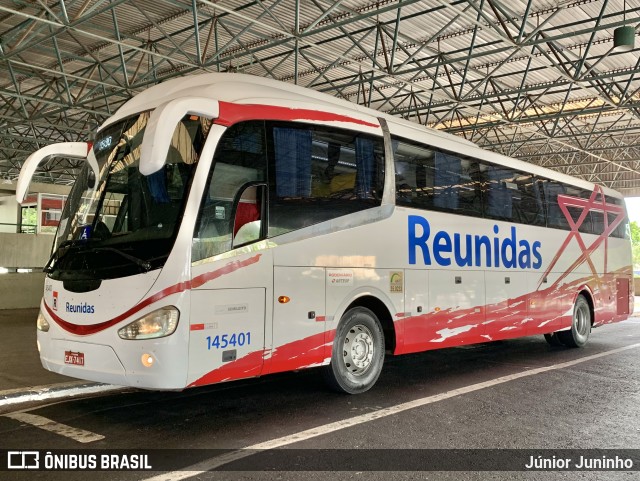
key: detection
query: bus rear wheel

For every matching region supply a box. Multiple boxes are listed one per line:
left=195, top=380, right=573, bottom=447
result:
left=323, top=307, right=385, bottom=394
left=557, top=295, right=591, bottom=348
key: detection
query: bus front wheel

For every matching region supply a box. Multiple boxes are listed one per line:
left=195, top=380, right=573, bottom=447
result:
left=557, top=295, right=592, bottom=348
left=323, top=307, right=385, bottom=394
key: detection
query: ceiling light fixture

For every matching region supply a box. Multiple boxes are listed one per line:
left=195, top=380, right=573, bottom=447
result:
left=613, top=0, right=635, bottom=52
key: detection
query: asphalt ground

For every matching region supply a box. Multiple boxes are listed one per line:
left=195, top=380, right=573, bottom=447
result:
left=0, top=309, right=74, bottom=391
left=0, top=305, right=639, bottom=481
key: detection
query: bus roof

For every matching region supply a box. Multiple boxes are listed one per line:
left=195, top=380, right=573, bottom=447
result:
left=105, top=73, right=623, bottom=200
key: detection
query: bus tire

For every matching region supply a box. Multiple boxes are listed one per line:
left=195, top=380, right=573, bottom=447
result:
left=557, top=295, right=591, bottom=348
left=543, top=333, right=563, bottom=346
left=323, top=307, right=385, bottom=394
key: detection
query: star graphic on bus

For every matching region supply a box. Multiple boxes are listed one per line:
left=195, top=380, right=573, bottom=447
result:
left=538, top=185, right=626, bottom=290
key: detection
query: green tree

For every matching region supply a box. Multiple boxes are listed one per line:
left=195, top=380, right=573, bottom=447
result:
left=631, top=221, right=640, bottom=273
left=20, top=206, right=37, bottom=233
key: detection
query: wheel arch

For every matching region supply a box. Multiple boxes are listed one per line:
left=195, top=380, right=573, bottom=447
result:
left=577, top=288, right=595, bottom=327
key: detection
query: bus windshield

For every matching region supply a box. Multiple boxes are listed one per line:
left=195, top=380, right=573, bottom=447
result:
left=49, top=112, right=212, bottom=281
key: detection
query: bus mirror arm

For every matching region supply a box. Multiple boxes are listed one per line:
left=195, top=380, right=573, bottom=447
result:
left=16, top=142, right=91, bottom=204
left=139, top=97, right=219, bottom=176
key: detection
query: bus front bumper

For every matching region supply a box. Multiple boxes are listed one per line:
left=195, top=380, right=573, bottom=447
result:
left=37, top=334, right=186, bottom=390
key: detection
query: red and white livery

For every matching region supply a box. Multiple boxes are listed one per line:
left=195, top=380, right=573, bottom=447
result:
left=18, top=73, right=633, bottom=393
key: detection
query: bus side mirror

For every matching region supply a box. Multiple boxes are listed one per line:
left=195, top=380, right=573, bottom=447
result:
left=139, top=97, right=218, bottom=176
left=16, top=142, right=94, bottom=204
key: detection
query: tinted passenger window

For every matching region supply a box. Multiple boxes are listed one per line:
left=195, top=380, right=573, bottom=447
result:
left=607, top=196, right=630, bottom=239
left=482, top=164, right=545, bottom=226
left=393, top=140, right=435, bottom=210
left=591, top=210, right=606, bottom=236
left=542, top=181, right=592, bottom=231
left=393, top=137, right=482, bottom=217
left=433, top=152, right=482, bottom=216
left=268, top=122, right=384, bottom=237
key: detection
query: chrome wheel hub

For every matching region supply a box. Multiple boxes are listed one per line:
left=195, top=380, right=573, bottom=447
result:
left=574, top=302, right=590, bottom=343
left=343, top=324, right=375, bottom=376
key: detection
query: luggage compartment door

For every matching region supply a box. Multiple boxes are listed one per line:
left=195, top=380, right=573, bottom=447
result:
left=188, top=288, right=265, bottom=386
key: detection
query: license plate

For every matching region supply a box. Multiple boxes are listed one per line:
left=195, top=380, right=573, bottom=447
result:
left=64, top=351, right=85, bottom=366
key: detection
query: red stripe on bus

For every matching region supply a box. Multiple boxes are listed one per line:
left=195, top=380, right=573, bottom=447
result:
left=394, top=267, right=631, bottom=355
left=187, top=269, right=633, bottom=387
left=216, top=101, right=379, bottom=129
left=190, top=254, right=261, bottom=289
left=188, top=349, right=265, bottom=386
left=190, top=324, right=205, bottom=331
left=188, top=330, right=335, bottom=387
left=45, top=254, right=262, bottom=336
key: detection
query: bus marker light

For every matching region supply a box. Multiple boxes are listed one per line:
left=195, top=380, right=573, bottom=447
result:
left=141, top=354, right=154, bottom=368
left=278, top=296, right=290, bottom=304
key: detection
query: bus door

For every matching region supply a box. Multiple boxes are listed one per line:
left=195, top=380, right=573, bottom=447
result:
left=189, top=181, right=271, bottom=384
left=187, top=120, right=272, bottom=386
left=188, top=181, right=271, bottom=386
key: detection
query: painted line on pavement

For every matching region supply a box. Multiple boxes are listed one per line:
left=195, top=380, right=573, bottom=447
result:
left=0, top=382, right=124, bottom=408
left=4, top=412, right=105, bottom=443
left=142, top=342, right=640, bottom=481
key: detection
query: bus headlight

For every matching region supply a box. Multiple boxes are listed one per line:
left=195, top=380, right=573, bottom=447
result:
left=118, top=307, right=179, bottom=340
left=37, top=311, right=50, bottom=332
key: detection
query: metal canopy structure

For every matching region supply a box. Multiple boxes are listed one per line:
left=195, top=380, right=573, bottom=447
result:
left=1, top=0, right=639, bottom=195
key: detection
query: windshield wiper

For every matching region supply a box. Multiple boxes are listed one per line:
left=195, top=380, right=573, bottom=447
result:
left=86, top=247, right=152, bottom=271
left=43, top=239, right=88, bottom=273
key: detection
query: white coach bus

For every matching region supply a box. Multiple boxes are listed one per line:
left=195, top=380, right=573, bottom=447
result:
left=17, top=73, right=633, bottom=393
